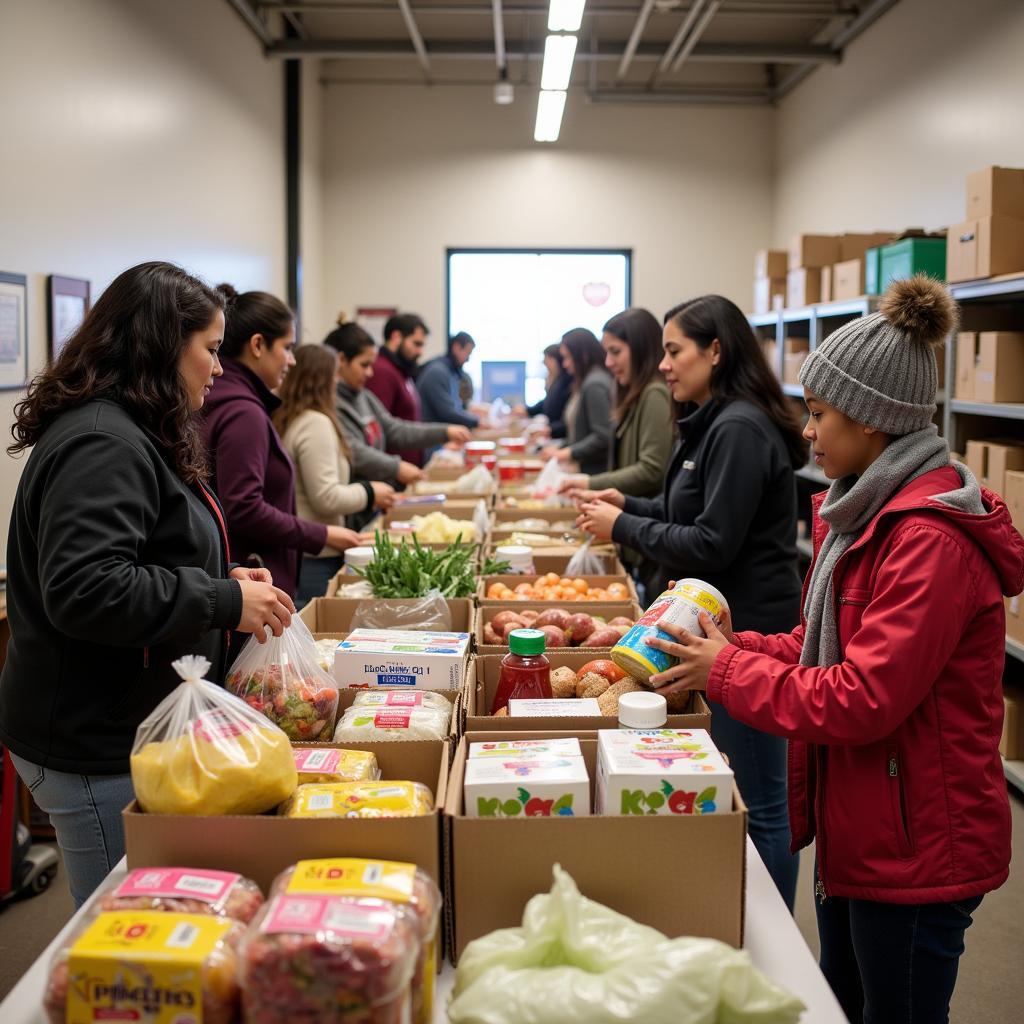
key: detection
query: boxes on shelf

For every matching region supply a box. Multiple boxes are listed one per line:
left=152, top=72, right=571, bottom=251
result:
left=753, top=276, right=786, bottom=315
left=444, top=731, right=747, bottom=960
left=832, top=258, right=865, bottom=301
left=820, top=265, right=833, bottom=304
left=966, top=166, right=1024, bottom=221
left=965, top=440, right=1024, bottom=495
left=1001, top=683, right=1024, bottom=758
left=1006, top=595, right=1024, bottom=647
left=125, top=741, right=449, bottom=891
left=955, top=332, right=1024, bottom=403
left=947, top=216, right=1024, bottom=283
left=788, top=233, right=839, bottom=270
left=762, top=339, right=778, bottom=374
left=865, top=246, right=882, bottom=294
left=755, top=248, right=788, bottom=279
left=877, top=236, right=947, bottom=289
left=1003, top=471, right=1024, bottom=535
left=787, top=267, right=822, bottom=308
left=838, top=232, right=897, bottom=262
left=783, top=338, right=810, bottom=385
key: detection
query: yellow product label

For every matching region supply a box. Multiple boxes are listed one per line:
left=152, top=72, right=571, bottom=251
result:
left=673, top=583, right=723, bottom=617
left=66, top=911, right=231, bottom=1024
left=286, top=858, right=416, bottom=902
left=284, top=781, right=431, bottom=818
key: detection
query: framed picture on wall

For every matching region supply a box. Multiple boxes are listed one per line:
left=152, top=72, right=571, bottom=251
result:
left=48, top=274, right=90, bottom=362
left=0, top=272, right=29, bottom=391
left=356, top=306, right=398, bottom=346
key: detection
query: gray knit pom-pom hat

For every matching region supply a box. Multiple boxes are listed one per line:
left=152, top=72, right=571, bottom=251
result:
left=798, top=275, right=958, bottom=436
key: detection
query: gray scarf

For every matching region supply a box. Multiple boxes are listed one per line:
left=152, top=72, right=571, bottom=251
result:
left=801, top=425, right=984, bottom=667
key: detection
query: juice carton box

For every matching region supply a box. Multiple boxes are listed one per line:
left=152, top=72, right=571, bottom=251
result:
left=333, top=628, right=470, bottom=690
left=464, top=754, right=590, bottom=818
left=468, top=738, right=582, bottom=759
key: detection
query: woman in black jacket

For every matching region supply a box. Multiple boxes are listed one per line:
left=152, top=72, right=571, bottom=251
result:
left=575, top=294, right=806, bottom=910
left=526, top=343, right=573, bottom=438
left=0, top=262, right=295, bottom=906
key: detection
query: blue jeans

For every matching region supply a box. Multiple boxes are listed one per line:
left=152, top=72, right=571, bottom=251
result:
left=815, top=874, right=982, bottom=1024
left=297, top=555, right=345, bottom=608
left=707, top=698, right=799, bottom=911
left=10, top=752, right=135, bottom=909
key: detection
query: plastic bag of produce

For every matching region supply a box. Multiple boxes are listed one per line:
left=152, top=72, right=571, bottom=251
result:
left=410, top=511, right=478, bottom=544
left=293, top=746, right=381, bottom=785
left=226, top=616, right=339, bottom=741
left=239, top=893, right=419, bottom=1024
left=564, top=537, right=603, bottom=577
left=350, top=589, right=452, bottom=631
left=449, top=866, right=805, bottom=1024
left=130, top=656, right=297, bottom=816
left=473, top=498, right=490, bottom=540
left=453, top=464, right=494, bottom=495
left=43, top=910, right=243, bottom=1024
left=279, top=781, right=434, bottom=819
left=530, top=457, right=568, bottom=500
left=270, top=859, right=442, bottom=1024
left=333, top=705, right=450, bottom=743
left=92, top=867, right=264, bottom=923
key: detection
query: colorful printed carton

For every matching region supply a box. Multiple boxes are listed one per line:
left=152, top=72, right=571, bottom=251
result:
left=463, top=754, right=590, bottom=818
left=468, top=738, right=582, bottom=759
left=332, top=628, right=470, bottom=690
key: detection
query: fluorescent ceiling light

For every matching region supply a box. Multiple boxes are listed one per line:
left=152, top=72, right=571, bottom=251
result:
left=541, top=34, right=578, bottom=92
left=534, top=90, right=567, bottom=143
left=548, top=0, right=585, bottom=32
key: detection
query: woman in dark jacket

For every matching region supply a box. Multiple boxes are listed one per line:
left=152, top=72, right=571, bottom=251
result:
left=202, top=288, right=361, bottom=599
left=540, top=328, right=614, bottom=476
left=0, top=262, right=295, bottom=906
left=575, top=294, right=807, bottom=910
left=526, top=343, right=573, bottom=438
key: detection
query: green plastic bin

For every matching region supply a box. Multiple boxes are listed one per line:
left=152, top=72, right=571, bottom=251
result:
left=865, top=247, right=882, bottom=295
left=878, top=238, right=947, bottom=290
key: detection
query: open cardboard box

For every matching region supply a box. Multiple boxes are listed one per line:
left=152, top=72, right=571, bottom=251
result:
left=475, top=600, right=642, bottom=654
left=443, top=731, right=747, bottom=961
left=124, top=740, right=450, bottom=892
left=384, top=504, right=492, bottom=531
left=478, top=573, right=638, bottom=604
left=302, top=595, right=475, bottom=633
left=492, top=507, right=581, bottom=529
left=531, top=551, right=627, bottom=576
left=464, top=652, right=711, bottom=732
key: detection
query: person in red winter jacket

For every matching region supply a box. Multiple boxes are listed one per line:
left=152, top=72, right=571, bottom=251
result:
left=646, top=276, right=1024, bottom=1024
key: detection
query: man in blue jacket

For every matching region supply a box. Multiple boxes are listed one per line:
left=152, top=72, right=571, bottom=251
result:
left=417, top=332, right=480, bottom=428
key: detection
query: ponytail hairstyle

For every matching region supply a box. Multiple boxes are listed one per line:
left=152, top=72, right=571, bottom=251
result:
left=9, top=260, right=224, bottom=483
left=274, top=343, right=351, bottom=458
left=664, top=295, right=807, bottom=469
left=322, top=311, right=376, bottom=361
left=560, top=328, right=608, bottom=395
left=217, top=284, right=294, bottom=359
left=602, top=307, right=666, bottom=423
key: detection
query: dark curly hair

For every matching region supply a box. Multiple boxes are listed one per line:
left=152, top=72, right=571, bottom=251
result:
left=9, top=261, right=224, bottom=483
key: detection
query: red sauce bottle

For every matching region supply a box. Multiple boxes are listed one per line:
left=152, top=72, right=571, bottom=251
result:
left=490, top=629, right=552, bottom=715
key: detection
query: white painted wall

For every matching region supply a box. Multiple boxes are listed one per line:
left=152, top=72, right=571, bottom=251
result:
left=299, top=58, right=326, bottom=343
left=318, top=85, right=776, bottom=355
left=0, top=0, right=287, bottom=554
left=773, top=0, right=1024, bottom=241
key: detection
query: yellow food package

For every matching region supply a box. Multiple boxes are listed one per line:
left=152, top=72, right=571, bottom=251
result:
left=279, top=781, right=434, bottom=819
left=292, top=746, right=381, bottom=785
left=130, top=655, right=297, bottom=816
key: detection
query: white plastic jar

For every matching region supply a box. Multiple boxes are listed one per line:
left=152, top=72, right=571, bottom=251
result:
left=343, top=546, right=376, bottom=573
left=495, top=544, right=535, bottom=575
left=618, top=692, right=668, bottom=730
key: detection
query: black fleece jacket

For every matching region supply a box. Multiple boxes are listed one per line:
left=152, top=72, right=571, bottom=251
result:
left=612, top=398, right=801, bottom=634
left=0, top=400, right=242, bottom=774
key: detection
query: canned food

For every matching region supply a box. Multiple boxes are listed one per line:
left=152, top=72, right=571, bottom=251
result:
left=611, top=579, right=728, bottom=683
left=465, top=441, right=496, bottom=466
left=481, top=454, right=497, bottom=471
left=499, top=437, right=526, bottom=453
left=498, top=460, right=526, bottom=482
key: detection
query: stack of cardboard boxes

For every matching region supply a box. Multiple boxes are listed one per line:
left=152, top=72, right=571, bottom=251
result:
left=752, top=249, right=787, bottom=314
left=947, top=166, right=1024, bottom=283
left=955, top=331, right=1024, bottom=404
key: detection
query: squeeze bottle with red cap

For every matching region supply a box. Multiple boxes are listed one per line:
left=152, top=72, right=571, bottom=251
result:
left=490, top=629, right=551, bottom=715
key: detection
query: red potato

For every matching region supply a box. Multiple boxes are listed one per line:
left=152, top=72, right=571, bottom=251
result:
left=492, top=610, right=528, bottom=633
left=538, top=625, right=568, bottom=649
left=608, top=616, right=634, bottom=627
left=535, top=608, right=572, bottom=632
left=582, top=627, right=623, bottom=648
left=566, top=613, right=596, bottom=644
left=483, top=623, right=503, bottom=646
left=519, top=609, right=540, bottom=624
left=499, top=619, right=530, bottom=640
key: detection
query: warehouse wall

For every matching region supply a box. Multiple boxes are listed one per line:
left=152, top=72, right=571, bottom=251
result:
left=299, top=58, right=326, bottom=343
left=318, top=85, right=776, bottom=354
left=0, top=0, right=287, bottom=554
left=773, top=0, right=1024, bottom=240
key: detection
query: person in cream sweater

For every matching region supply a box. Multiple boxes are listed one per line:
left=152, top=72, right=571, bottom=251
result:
left=276, top=344, right=395, bottom=604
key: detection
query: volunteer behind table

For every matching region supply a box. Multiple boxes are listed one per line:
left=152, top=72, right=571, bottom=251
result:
left=574, top=294, right=805, bottom=910
left=323, top=318, right=470, bottom=526
left=523, top=343, right=573, bottom=439
left=540, top=328, right=614, bottom=476
left=276, top=344, right=396, bottom=606
left=649, top=278, right=1021, bottom=1024
left=417, top=332, right=480, bottom=429
left=202, top=287, right=362, bottom=601
left=0, top=262, right=295, bottom=908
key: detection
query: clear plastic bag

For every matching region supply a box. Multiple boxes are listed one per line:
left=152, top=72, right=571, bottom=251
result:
left=449, top=866, right=805, bottom=1024
left=530, top=457, right=568, bottom=500
left=333, top=705, right=450, bottom=743
left=350, top=590, right=452, bottom=631
left=225, top=616, right=340, bottom=742
left=93, top=867, right=265, bottom=923
left=239, top=893, right=419, bottom=1024
left=130, top=656, right=297, bottom=816
left=565, top=537, right=603, bottom=576
left=453, top=464, right=495, bottom=494
left=473, top=498, right=491, bottom=540
left=279, top=781, right=435, bottom=819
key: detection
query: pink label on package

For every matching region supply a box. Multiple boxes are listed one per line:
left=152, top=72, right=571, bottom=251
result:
left=192, top=708, right=253, bottom=742
left=293, top=748, right=341, bottom=772
left=375, top=710, right=413, bottom=728
left=115, top=868, right=240, bottom=907
left=381, top=692, right=424, bottom=707
left=261, top=894, right=394, bottom=941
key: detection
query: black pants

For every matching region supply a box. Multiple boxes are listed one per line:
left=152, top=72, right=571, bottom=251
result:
left=815, top=879, right=982, bottom=1024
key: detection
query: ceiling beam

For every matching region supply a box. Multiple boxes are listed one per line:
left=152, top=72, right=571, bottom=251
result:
left=588, top=87, right=772, bottom=105
left=492, top=0, right=506, bottom=72
left=224, top=0, right=274, bottom=47
left=670, top=0, right=720, bottom=73
left=261, top=1, right=841, bottom=15
left=616, top=0, right=655, bottom=82
left=396, top=0, right=432, bottom=76
left=655, top=0, right=706, bottom=77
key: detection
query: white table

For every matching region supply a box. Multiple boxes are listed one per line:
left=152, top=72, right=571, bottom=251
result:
left=1, top=837, right=847, bottom=1022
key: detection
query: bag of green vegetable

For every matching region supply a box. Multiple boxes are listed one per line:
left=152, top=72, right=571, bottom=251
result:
left=448, top=866, right=805, bottom=1024
left=350, top=589, right=452, bottom=631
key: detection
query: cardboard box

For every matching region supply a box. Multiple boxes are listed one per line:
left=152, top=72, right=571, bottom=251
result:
left=966, top=166, right=1024, bottom=221
left=492, top=507, right=579, bottom=530
left=1005, top=595, right=1024, bottom=647
left=956, top=332, right=977, bottom=399
left=832, top=258, right=865, bottom=301
left=762, top=339, right=778, bottom=376
left=1003, top=470, right=1024, bottom=535
left=753, top=276, right=786, bottom=315
left=1001, top=683, right=1024, bottom=758
left=782, top=338, right=810, bottom=386
left=754, top=248, right=787, bottom=279
left=838, top=232, right=897, bottom=262
left=819, top=265, right=833, bottom=304
left=973, top=333, right=1024, bottom=404
left=788, top=233, right=839, bottom=270
left=125, top=741, right=449, bottom=891
left=475, top=601, right=642, bottom=654
left=334, top=628, right=471, bottom=690
left=465, top=652, right=712, bottom=733
left=444, top=732, right=747, bottom=960
left=965, top=440, right=1024, bottom=495
left=463, top=752, right=591, bottom=818
left=301, top=596, right=474, bottom=633
left=946, top=215, right=1024, bottom=283
left=787, top=267, right=822, bottom=308
left=530, top=552, right=627, bottom=576
left=479, top=573, right=637, bottom=604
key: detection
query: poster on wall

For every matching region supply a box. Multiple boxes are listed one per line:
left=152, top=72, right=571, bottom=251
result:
left=0, top=272, right=29, bottom=391
left=356, top=306, right=398, bottom=346
left=48, top=274, right=90, bottom=362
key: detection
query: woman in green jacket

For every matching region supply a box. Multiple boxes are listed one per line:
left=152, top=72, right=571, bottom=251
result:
left=564, top=308, right=673, bottom=592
